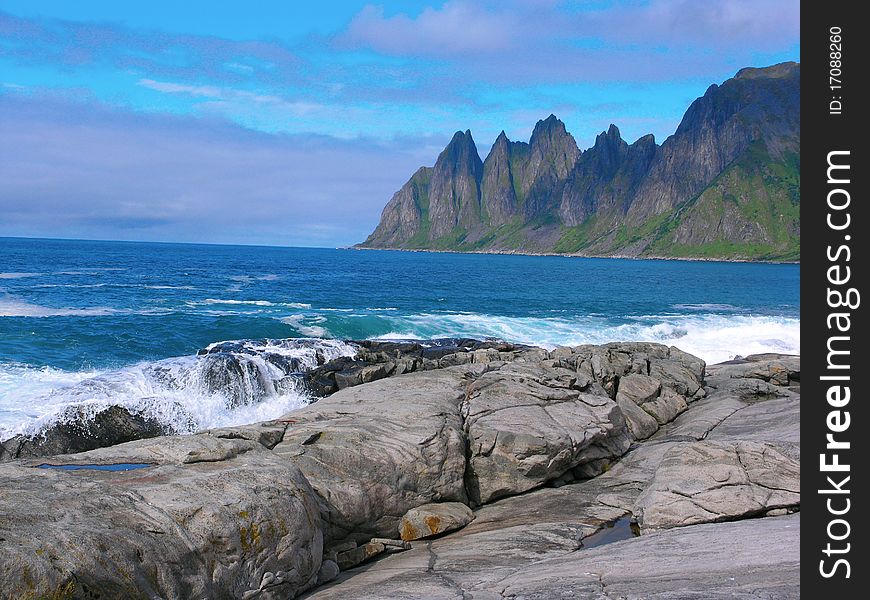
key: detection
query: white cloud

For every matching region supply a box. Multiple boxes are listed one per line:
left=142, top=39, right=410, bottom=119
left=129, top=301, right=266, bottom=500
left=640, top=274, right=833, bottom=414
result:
left=343, top=2, right=523, bottom=56
left=0, top=94, right=439, bottom=247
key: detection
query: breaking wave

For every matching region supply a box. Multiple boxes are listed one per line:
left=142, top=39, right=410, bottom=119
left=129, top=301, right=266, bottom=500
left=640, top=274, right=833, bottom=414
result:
left=0, top=338, right=357, bottom=441
left=363, top=312, right=799, bottom=365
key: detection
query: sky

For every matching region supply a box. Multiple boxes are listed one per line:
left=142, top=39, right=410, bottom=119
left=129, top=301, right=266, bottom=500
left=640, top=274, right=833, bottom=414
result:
left=0, top=1, right=800, bottom=247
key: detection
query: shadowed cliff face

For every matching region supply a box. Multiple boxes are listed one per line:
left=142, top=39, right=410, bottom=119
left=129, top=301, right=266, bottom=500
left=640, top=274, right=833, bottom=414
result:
left=558, top=126, right=657, bottom=227
left=363, top=166, right=432, bottom=248
left=428, top=130, right=484, bottom=239
left=359, top=62, right=800, bottom=261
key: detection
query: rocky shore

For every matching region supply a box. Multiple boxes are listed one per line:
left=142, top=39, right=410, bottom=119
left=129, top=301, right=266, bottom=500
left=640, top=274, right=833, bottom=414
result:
left=0, top=341, right=800, bottom=599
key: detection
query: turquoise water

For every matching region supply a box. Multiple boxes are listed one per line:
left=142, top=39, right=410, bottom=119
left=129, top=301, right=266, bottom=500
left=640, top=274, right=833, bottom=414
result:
left=0, top=237, right=799, bottom=438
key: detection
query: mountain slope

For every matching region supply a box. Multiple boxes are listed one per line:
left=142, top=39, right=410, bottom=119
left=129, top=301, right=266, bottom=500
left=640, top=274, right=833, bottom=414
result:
left=359, top=62, right=800, bottom=261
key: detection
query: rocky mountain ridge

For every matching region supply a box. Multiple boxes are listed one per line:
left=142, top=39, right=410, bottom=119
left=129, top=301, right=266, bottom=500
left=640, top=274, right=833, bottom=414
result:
left=359, top=62, right=800, bottom=261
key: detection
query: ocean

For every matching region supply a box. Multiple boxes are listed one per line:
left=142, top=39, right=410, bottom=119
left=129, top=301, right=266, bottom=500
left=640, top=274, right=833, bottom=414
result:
left=0, top=237, right=799, bottom=440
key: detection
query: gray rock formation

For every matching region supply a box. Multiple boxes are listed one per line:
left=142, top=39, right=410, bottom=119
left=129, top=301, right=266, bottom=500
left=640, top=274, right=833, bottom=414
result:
left=274, top=365, right=473, bottom=542
left=496, top=514, right=800, bottom=600
left=480, top=131, right=520, bottom=227
left=0, top=345, right=799, bottom=600
left=633, top=440, right=800, bottom=531
left=303, top=352, right=799, bottom=599
left=0, top=434, right=324, bottom=600
left=363, top=166, right=432, bottom=248
left=463, top=361, right=632, bottom=504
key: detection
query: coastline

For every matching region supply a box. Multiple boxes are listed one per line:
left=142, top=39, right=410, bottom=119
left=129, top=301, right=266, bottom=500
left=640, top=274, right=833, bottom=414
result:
left=0, top=340, right=801, bottom=599
left=347, top=245, right=801, bottom=265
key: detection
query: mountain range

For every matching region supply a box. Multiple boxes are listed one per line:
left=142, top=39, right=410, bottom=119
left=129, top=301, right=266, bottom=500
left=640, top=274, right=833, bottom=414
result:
left=358, top=62, right=800, bottom=261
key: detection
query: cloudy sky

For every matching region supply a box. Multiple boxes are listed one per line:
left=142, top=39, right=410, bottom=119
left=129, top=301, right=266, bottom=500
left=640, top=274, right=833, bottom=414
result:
left=0, top=1, right=799, bottom=247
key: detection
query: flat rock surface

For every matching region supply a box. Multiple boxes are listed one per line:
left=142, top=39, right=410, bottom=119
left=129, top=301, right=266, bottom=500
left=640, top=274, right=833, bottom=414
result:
left=498, top=514, right=800, bottom=600
left=634, top=440, right=800, bottom=531
left=0, top=434, right=323, bottom=600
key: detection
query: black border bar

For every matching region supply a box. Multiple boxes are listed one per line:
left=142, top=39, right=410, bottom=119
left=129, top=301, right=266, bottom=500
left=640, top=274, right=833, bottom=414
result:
left=802, top=1, right=867, bottom=595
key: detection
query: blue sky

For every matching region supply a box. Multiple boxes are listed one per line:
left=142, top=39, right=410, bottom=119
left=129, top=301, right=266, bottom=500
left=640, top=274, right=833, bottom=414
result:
left=0, top=1, right=799, bottom=247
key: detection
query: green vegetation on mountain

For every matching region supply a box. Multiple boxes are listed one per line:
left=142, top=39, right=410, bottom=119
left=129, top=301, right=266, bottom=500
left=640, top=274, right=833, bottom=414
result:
left=359, top=63, right=800, bottom=261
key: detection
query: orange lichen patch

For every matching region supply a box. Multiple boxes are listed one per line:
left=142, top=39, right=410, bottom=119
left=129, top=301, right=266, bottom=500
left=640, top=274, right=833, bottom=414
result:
left=424, top=515, right=442, bottom=534
left=399, top=521, right=420, bottom=542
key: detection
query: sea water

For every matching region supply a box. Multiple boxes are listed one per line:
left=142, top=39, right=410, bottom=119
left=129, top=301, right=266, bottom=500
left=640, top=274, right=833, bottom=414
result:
left=0, top=237, right=799, bottom=439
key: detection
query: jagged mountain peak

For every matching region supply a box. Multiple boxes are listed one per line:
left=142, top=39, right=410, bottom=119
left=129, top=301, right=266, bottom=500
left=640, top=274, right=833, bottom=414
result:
left=359, top=63, right=799, bottom=261
left=633, top=133, right=656, bottom=147
left=530, top=114, right=570, bottom=142
left=491, top=130, right=511, bottom=149
left=593, top=124, right=624, bottom=148
left=436, top=129, right=483, bottom=171
left=446, top=128, right=476, bottom=147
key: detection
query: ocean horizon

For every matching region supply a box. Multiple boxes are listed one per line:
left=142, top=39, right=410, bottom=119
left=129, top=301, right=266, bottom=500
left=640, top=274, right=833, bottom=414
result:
left=1, top=236, right=799, bottom=440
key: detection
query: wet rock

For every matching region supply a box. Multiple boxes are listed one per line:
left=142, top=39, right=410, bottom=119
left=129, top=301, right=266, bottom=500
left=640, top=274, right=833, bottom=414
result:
left=399, top=502, right=474, bottom=541
left=304, top=338, right=533, bottom=398
left=0, top=405, right=169, bottom=462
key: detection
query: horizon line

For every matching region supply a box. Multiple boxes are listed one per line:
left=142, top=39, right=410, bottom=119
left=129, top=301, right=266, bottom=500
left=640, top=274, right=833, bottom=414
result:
left=0, top=234, right=345, bottom=251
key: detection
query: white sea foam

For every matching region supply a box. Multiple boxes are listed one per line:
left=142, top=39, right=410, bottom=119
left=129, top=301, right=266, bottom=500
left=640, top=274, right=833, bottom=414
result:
left=0, top=297, right=178, bottom=318
left=197, top=299, right=311, bottom=309
left=0, top=339, right=357, bottom=441
left=0, top=272, right=43, bottom=279
left=54, top=269, right=126, bottom=275
left=372, top=331, right=425, bottom=340
left=671, top=303, right=739, bottom=311
left=202, top=298, right=276, bottom=306
left=201, top=338, right=356, bottom=362
left=372, top=312, right=799, bottom=364
left=0, top=297, right=118, bottom=318
left=30, top=284, right=109, bottom=289
left=280, top=314, right=330, bottom=337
